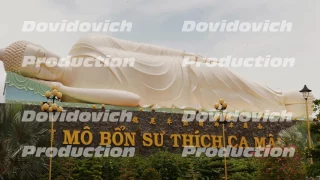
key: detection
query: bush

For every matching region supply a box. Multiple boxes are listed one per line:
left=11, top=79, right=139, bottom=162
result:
left=73, top=158, right=103, bottom=180
left=149, top=151, right=181, bottom=180
left=307, top=162, right=320, bottom=178
left=101, top=157, right=121, bottom=180
left=140, top=168, right=162, bottom=180
left=257, top=149, right=306, bottom=180
left=38, top=151, right=262, bottom=179
left=229, top=171, right=258, bottom=180
left=118, top=155, right=151, bottom=179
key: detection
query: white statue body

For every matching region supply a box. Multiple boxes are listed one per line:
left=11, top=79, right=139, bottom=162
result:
left=0, top=34, right=313, bottom=116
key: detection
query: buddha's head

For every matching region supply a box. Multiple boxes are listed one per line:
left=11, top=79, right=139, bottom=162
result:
left=0, top=41, right=65, bottom=81
left=0, top=41, right=28, bottom=73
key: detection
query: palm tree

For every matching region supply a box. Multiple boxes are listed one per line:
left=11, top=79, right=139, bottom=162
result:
left=0, top=103, right=50, bottom=180
left=278, top=121, right=320, bottom=151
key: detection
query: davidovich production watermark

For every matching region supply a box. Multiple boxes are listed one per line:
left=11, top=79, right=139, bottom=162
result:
left=20, top=109, right=293, bottom=123
left=182, top=56, right=295, bottom=68
left=22, top=20, right=132, bottom=32
left=21, top=110, right=133, bottom=122
left=182, top=20, right=292, bottom=32
left=22, top=56, right=135, bottom=68
left=181, top=146, right=295, bottom=158
left=22, top=145, right=135, bottom=157
left=182, top=110, right=293, bottom=122
left=22, top=55, right=295, bottom=68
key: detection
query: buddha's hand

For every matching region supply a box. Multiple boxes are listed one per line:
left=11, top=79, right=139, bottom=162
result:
left=33, top=79, right=140, bottom=107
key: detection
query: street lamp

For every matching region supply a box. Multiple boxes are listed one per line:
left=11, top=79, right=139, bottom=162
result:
left=299, top=85, right=313, bottom=164
left=42, top=85, right=63, bottom=180
left=214, top=99, right=228, bottom=180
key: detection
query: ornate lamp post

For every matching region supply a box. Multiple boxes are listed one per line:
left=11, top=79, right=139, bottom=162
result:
left=214, top=99, right=228, bottom=180
left=41, top=85, right=63, bottom=180
left=299, top=85, right=313, bottom=164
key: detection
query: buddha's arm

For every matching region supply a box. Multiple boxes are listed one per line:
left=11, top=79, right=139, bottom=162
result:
left=32, top=79, right=140, bottom=106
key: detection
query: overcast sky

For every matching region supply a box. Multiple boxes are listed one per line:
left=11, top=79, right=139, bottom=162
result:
left=0, top=0, right=319, bottom=103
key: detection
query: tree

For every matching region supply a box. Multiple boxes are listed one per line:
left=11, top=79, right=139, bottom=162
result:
left=140, top=168, right=162, bottom=180
left=196, top=156, right=233, bottom=179
left=73, top=158, right=103, bottom=180
left=313, top=99, right=320, bottom=120
left=149, top=151, right=181, bottom=180
left=307, top=121, right=320, bottom=177
left=0, top=104, right=50, bottom=179
left=263, top=99, right=320, bottom=179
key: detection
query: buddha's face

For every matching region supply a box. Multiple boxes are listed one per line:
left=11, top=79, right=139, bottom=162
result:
left=0, top=41, right=65, bottom=81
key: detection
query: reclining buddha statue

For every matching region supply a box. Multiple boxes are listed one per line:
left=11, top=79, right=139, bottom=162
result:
left=0, top=34, right=313, bottom=116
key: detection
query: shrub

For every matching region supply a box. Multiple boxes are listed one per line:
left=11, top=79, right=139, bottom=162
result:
left=140, top=168, right=162, bottom=180
left=149, top=151, right=181, bottom=180
left=101, top=157, right=121, bottom=180
left=257, top=149, right=306, bottom=180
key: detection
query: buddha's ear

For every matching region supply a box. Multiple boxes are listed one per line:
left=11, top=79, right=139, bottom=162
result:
left=19, top=43, right=63, bottom=81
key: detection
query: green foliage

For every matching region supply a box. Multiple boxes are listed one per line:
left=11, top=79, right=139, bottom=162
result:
left=140, top=168, right=162, bottom=180
left=39, top=152, right=260, bottom=180
left=257, top=150, right=306, bottom=180
left=148, top=151, right=182, bottom=180
left=101, top=157, right=121, bottom=180
left=176, top=156, right=201, bottom=179
left=54, top=157, right=79, bottom=180
left=307, top=162, right=320, bottom=177
left=313, top=99, right=320, bottom=120
left=309, top=123, right=320, bottom=162
left=197, top=156, right=229, bottom=179
left=73, top=158, right=103, bottom=180
left=306, top=118, right=320, bottom=177
left=229, top=171, right=258, bottom=180
left=272, top=99, right=320, bottom=179
left=0, top=104, right=49, bottom=180
left=278, top=122, right=314, bottom=151
left=228, top=158, right=258, bottom=174
left=118, top=155, right=150, bottom=179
